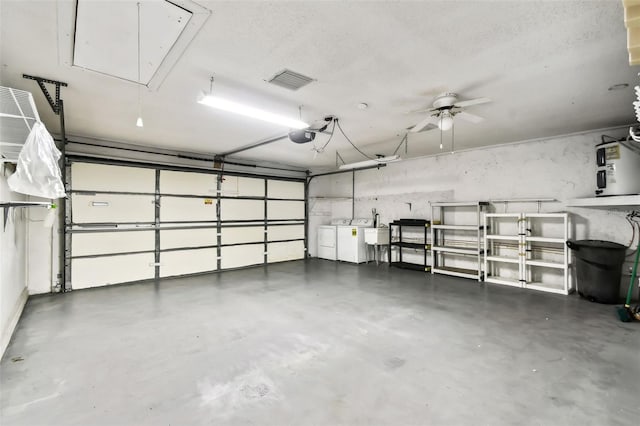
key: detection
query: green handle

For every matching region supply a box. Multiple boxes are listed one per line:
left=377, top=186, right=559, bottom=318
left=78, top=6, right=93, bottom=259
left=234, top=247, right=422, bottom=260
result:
left=626, top=246, right=640, bottom=307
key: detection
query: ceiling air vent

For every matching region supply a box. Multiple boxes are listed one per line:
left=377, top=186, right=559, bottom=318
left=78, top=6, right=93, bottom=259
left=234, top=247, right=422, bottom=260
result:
left=267, top=69, right=314, bottom=91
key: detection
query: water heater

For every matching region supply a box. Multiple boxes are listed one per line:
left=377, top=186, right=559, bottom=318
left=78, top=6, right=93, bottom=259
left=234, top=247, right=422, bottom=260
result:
left=595, top=140, right=640, bottom=196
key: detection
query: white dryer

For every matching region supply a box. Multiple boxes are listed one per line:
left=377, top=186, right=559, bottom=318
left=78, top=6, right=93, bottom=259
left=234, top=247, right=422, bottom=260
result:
left=337, top=218, right=373, bottom=263
left=317, top=219, right=351, bottom=260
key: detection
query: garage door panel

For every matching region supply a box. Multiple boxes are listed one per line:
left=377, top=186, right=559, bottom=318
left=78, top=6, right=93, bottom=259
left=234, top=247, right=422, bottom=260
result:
left=267, top=200, right=304, bottom=220
left=160, top=170, right=217, bottom=196
left=221, top=227, right=263, bottom=245
left=267, top=180, right=304, bottom=199
left=221, top=244, right=263, bottom=269
left=268, top=241, right=305, bottom=263
left=268, top=225, right=304, bottom=241
left=71, top=163, right=155, bottom=193
left=160, top=248, right=217, bottom=277
left=160, top=197, right=217, bottom=222
left=221, top=176, right=265, bottom=197
left=221, top=199, right=264, bottom=221
left=72, top=253, right=155, bottom=289
left=72, top=231, right=154, bottom=256
left=70, top=162, right=306, bottom=288
left=72, top=194, right=155, bottom=223
left=160, top=228, right=217, bottom=250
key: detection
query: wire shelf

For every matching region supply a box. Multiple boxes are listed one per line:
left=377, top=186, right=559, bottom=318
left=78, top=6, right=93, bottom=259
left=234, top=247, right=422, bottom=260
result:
left=0, top=86, right=40, bottom=163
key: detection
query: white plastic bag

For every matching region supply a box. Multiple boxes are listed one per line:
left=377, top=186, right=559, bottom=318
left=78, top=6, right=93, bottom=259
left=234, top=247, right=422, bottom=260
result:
left=8, top=122, right=66, bottom=199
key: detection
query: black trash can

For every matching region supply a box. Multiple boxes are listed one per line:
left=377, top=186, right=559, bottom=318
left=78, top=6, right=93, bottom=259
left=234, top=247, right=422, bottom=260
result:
left=566, top=240, right=627, bottom=304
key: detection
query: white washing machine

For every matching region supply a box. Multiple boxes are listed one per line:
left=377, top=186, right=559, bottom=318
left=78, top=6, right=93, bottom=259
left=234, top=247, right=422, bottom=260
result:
left=337, top=218, right=373, bottom=263
left=317, top=219, right=351, bottom=260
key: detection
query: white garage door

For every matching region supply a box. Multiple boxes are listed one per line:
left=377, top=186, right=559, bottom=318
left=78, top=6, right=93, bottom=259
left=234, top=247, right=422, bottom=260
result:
left=67, top=160, right=306, bottom=290
left=69, top=162, right=156, bottom=289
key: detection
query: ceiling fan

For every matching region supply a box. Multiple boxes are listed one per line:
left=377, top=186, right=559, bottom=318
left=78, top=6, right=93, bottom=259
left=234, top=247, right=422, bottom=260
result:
left=409, top=93, right=491, bottom=133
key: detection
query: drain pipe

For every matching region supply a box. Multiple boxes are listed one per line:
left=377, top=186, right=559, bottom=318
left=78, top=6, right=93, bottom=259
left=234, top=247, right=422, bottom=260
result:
left=352, top=170, right=355, bottom=220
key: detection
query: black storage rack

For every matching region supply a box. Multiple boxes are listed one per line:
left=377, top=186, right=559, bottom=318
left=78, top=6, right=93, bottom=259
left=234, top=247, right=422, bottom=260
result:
left=388, top=219, right=431, bottom=272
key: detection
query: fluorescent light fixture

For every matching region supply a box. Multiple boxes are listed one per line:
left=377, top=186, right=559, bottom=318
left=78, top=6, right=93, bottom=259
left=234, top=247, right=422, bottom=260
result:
left=136, top=116, right=144, bottom=127
left=198, top=94, right=309, bottom=129
left=339, top=155, right=401, bottom=170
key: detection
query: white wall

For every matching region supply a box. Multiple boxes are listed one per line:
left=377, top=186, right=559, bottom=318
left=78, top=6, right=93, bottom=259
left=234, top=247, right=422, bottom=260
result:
left=0, top=164, right=29, bottom=357
left=26, top=197, right=58, bottom=294
left=308, top=128, right=638, bottom=295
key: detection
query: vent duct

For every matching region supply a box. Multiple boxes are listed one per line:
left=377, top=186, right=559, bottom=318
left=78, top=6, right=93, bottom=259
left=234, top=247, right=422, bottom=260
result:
left=267, top=69, right=314, bottom=91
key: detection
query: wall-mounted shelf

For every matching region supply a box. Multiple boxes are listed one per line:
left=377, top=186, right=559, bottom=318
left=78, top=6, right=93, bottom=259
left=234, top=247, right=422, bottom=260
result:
left=1, top=201, right=53, bottom=230
left=0, top=201, right=53, bottom=207
left=0, top=86, right=40, bottom=163
left=567, top=195, right=640, bottom=208
left=490, top=198, right=557, bottom=203
left=490, top=198, right=558, bottom=213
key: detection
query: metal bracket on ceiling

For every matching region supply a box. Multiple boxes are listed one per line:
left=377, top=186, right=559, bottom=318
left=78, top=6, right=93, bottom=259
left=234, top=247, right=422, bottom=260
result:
left=220, top=134, right=289, bottom=157
left=22, top=74, right=68, bottom=115
left=335, top=151, right=346, bottom=168
left=392, top=133, right=409, bottom=156
left=213, top=155, right=225, bottom=169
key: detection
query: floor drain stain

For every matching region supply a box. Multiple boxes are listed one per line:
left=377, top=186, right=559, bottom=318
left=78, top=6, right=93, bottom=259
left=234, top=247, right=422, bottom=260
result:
left=385, top=357, right=406, bottom=369
left=240, top=383, right=270, bottom=399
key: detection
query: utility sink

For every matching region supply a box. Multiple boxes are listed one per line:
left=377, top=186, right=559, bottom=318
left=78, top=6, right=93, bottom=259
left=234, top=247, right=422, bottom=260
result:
left=364, top=227, right=390, bottom=245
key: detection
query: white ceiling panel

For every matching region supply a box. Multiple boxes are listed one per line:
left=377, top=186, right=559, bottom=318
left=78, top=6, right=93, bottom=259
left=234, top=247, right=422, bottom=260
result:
left=1, top=1, right=637, bottom=171
left=73, top=0, right=192, bottom=84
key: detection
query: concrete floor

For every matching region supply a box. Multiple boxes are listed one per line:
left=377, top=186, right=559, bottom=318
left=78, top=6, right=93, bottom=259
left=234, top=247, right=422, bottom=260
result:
left=1, top=259, right=638, bottom=425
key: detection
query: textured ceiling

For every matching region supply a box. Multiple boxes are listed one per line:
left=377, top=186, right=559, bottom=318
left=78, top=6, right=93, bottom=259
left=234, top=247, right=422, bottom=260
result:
left=0, top=1, right=637, bottom=171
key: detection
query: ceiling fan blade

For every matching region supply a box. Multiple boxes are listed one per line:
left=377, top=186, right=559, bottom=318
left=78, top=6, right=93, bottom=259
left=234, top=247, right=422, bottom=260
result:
left=453, top=97, right=491, bottom=108
left=456, top=111, right=485, bottom=124
left=410, top=115, right=440, bottom=133
left=406, top=106, right=438, bottom=115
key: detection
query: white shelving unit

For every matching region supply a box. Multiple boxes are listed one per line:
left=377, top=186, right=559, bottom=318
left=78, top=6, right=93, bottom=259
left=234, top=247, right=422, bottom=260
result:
left=484, top=212, right=571, bottom=294
left=524, top=213, right=570, bottom=294
left=0, top=86, right=40, bottom=163
left=484, top=213, right=522, bottom=288
left=431, top=201, right=489, bottom=281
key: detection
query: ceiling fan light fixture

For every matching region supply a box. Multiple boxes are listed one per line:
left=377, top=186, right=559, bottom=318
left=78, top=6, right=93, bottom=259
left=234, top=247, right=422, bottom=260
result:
left=438, top=112, right=453, bottom=131
left=198, top=94, right=310, bottom=129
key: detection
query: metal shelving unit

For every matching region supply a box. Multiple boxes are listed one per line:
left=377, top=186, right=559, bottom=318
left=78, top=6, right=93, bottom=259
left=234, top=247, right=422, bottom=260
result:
left=388, top=219, right=430, bottom=272
left=484, top=212, right=571, bottom=294
left=431, top=202, right=488, bottom=281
